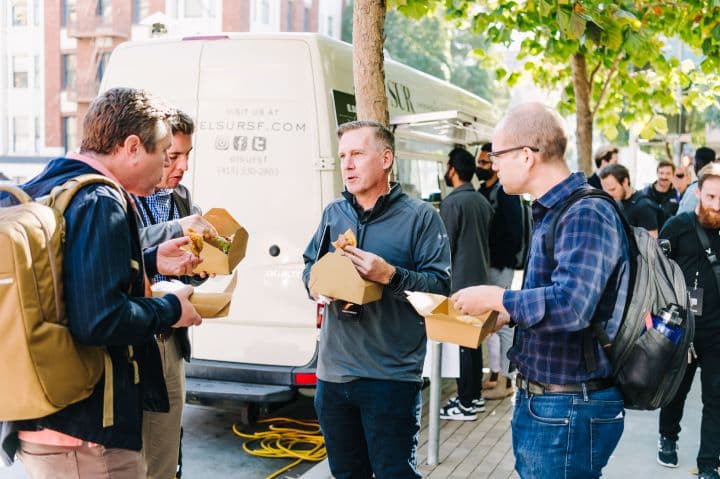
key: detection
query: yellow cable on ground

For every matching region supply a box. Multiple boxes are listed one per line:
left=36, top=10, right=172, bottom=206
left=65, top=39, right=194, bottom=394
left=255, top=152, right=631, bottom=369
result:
left=233, top=417, right=326, bottom=479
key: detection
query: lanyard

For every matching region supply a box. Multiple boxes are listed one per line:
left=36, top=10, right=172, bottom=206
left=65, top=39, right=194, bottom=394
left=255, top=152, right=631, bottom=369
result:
left=138, top=195, right=175, bottom=227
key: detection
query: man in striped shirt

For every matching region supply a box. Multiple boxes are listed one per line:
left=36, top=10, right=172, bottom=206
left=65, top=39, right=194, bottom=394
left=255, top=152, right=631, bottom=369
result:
left=451, top=102, right=631, bottom=478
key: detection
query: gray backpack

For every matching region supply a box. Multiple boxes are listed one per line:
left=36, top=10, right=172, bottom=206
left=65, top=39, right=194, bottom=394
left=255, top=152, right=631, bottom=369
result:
left=546, top=188, right=694, bottom=410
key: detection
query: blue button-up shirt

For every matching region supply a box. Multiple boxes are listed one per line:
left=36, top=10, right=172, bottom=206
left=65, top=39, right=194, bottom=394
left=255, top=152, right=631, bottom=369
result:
left=503, top=172, right=630, bottom=384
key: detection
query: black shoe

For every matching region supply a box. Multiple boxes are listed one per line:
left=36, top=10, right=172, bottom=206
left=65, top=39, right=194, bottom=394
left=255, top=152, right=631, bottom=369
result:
left=657, top=436, right=678, bottom=468
left=439, top=398, right=478, bottom=421
left=698, top=468, right=720, bottom=479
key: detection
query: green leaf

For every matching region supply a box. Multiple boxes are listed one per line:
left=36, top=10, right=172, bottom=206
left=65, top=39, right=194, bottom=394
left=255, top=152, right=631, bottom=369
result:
left=640, top=124, right=656, bottom=140
left=539, top=0, right=553, bottom=17
left=568, top=12, right=587, bottom=40
left=557, top=8, right=571, bottom=34
left=495, top=67, right=508, bottom=80
left=650, top=115, right=668, bottom=135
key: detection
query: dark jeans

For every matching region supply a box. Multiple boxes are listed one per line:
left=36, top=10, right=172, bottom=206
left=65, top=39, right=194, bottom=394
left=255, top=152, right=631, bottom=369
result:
left=512, top=385, right=625, bottom=478
left=314, top=379, right=422, bottom=479
left=659, top=333, right=720, bottom=470
left=456, top=345, right=483, bottom=407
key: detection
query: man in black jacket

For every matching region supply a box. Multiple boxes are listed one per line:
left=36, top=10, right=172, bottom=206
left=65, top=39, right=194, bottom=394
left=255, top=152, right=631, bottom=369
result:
left=656, top=163, right=720, bottom=479
left=599, top=163, right=659, bottom=237
left=438, top=147, right=493, bottom=421
left=2, top=88, right=202, bottom=478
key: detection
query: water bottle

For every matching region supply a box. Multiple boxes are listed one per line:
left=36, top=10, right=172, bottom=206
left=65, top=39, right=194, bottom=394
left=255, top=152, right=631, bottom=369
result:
left=650, top=304, right=683, bottom=345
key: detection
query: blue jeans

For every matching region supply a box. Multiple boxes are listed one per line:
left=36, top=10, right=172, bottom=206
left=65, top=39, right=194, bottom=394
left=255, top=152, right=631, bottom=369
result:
left=512, top=386, right=625, bottom=478
left=314, top=379, right=422, bottom=479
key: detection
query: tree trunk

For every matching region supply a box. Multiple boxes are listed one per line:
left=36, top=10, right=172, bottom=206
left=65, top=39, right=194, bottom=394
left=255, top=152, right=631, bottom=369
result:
left=352, top=0, right=389, bottom=125
left=571, top=53, right=593, bottom=175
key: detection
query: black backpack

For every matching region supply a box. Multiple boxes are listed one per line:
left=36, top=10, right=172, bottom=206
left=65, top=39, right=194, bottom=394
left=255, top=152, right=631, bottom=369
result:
left=487, top=182, right=532, bottom=270
left=546, top=188, right=694, bottom=410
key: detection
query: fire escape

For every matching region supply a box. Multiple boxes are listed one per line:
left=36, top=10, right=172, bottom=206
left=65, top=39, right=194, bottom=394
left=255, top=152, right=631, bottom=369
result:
left=66, top=0, right=130, bottom=115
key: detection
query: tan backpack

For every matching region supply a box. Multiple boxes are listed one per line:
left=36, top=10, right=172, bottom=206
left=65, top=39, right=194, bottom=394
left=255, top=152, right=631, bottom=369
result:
left=0, top=174, right=134, bottom=427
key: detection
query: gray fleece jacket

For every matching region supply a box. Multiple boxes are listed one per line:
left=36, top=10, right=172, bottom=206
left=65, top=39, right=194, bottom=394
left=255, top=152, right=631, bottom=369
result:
left=302, top=183, right=451, bottom=383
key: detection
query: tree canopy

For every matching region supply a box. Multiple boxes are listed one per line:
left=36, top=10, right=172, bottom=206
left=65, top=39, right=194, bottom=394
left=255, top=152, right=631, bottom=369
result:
left=393, top=0, right=720, bottom=173
left=343, top=2, right=495, bottom=101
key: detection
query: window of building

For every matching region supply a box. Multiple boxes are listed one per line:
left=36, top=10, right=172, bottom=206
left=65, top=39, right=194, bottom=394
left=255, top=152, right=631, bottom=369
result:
left=185, top=0, right=204, bottom=17
left=255, top=0, right=270, bottom=23
left=12, top=56, right=29, bottom=88
left=34, top=117, right=41, bottom=152
left=62, top=53, right=76, bottom=90
left=61, top=0, right=77, bottom=27
left=11, top=0, right=28, bottom=26
left=34, top=55, right=40, bottom=89
left=32, top=0, right=40, bottom=26
left=133, top=0, right=150, bottom=24
left=327, top=15, right=333, bottom=37
left=286, top=0, right=293, bottom=30
left=63, top=116, right=77, bottom=153
left=97, top=0, right=112, bottom=20
left=12, top=117, right=31, bottom=153
left=303, top=5, right=310, bottom=31
left=96, top=52, right=111, bottom=82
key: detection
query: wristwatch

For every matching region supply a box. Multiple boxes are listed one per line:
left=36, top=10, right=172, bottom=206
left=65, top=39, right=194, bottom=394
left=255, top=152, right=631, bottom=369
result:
left=387, top=268, right=402, bottom=290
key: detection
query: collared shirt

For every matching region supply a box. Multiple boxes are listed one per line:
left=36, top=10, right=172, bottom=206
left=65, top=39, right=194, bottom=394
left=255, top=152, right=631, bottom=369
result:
left=503, top=172, right=630, bottom=384
left=134, top=189, right=179, bottom=283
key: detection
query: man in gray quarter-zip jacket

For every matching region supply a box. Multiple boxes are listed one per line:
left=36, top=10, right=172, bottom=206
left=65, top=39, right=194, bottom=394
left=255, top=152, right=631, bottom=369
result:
left=302, top=120, right=451, bottom=479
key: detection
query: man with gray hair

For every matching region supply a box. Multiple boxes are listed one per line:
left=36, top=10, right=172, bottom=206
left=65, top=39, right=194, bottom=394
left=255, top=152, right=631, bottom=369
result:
left=450, top=103, right=631, bottom=478
left=303, top=120, right=450, bottom=478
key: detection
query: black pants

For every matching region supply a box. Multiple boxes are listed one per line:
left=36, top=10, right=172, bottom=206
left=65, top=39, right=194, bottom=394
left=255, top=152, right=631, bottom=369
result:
left=456, top=345, right=483, bottom=408
left=659, top=331, right=720, bottom=470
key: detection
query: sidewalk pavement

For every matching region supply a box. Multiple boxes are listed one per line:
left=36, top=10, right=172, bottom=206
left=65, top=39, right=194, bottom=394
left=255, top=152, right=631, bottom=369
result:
left=302, top=375, right=703, bottom=478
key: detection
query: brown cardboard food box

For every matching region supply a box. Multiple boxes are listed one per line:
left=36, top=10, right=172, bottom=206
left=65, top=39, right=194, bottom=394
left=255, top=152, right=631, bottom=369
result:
left=308, top=252, right=383, bottom=305
left=406, top=291, right=498, bottom=349
left=192, top=208, right=249, bottom=275
left=152, top=272, right=238, bottom=318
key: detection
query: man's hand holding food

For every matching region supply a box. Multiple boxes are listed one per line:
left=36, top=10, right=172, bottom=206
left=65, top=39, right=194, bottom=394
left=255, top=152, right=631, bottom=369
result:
left=343, top=246, right=396, bottom=285
left=451, top=285, right=511, bottom=332
left=170, top=284, right=203, bottom=327
left=178, top=214, right=218, bottom=238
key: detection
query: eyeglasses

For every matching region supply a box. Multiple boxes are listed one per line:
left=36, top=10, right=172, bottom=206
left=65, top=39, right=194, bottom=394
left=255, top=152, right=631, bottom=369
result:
left=488, top=146, right=540, bottom=160
left=675, top=173, right=685, bottom=179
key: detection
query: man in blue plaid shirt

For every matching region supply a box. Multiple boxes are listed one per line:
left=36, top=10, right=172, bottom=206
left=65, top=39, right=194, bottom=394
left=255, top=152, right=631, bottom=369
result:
left=451, top=102, right=631, bottom=478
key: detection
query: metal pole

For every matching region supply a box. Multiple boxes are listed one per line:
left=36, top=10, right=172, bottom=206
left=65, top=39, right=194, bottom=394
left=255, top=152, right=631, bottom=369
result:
left=427, top=340, right=442, bottom=465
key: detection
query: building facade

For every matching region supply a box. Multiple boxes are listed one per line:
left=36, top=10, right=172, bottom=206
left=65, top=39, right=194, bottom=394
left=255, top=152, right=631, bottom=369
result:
left=0, top=0, right=342, bottom=183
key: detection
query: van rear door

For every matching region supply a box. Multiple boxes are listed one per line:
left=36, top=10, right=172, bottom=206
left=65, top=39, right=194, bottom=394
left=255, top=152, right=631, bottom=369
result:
left=190, top=38, right=321, bottom=368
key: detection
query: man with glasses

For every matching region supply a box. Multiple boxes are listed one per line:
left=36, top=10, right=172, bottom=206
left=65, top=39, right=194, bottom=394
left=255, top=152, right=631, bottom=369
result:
left=476, top=142, right=524, bottom=400
left=451, top=102, right=631, bottom=478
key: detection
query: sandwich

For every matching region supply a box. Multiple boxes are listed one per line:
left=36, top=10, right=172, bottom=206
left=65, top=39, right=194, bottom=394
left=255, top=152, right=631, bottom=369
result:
left=187, top=228, right=204, bottom=256
left=332, top=229, right=357, bottom=252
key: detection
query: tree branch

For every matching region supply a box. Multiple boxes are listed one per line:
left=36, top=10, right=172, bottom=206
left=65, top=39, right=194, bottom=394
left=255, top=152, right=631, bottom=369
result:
left=588, top=61, right=602, bottom=93
left=591, top=51, right=623, bottom=118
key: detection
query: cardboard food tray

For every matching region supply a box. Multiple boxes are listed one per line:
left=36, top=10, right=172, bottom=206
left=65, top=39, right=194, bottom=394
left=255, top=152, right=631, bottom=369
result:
left=191, top=208, right=249, bottom=275
left=308, top=251, right=383, bottom=305
left=406, top=291, right=498, bottom=349
left=152, top=272, right=238, bottom=318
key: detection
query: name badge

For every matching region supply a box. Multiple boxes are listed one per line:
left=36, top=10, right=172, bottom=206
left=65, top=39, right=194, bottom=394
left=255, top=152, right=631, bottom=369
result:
left=689, top=288, right=703, bottom=317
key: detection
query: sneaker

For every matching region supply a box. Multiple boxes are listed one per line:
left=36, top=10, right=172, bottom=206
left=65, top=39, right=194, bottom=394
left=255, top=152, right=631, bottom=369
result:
left=439, top=398, right=478, bottom=421
left=698, top=468, right=720, bottom=479
left=657, top=436, right=678, bottom=468
left=472, top=397, right=486, bottom=413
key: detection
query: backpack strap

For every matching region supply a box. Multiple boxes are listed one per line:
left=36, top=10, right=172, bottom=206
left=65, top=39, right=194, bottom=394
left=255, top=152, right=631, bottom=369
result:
left=544, top=187, right=635, bottom=372
left=0, top=185, right=32, bottom=204
left=48, top=174, right=132, bottom=429
left=49, top=174, right=127, bottom=214
left=692, top=216, right=720, bottom=293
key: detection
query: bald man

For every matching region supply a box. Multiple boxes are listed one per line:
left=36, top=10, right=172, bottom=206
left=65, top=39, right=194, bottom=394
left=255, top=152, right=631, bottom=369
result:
left=449, top=103, right=631, bottom=478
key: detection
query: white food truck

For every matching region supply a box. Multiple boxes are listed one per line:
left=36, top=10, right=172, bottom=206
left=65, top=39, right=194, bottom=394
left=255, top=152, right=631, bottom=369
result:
left=101, top=32, right=496, bottom=420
